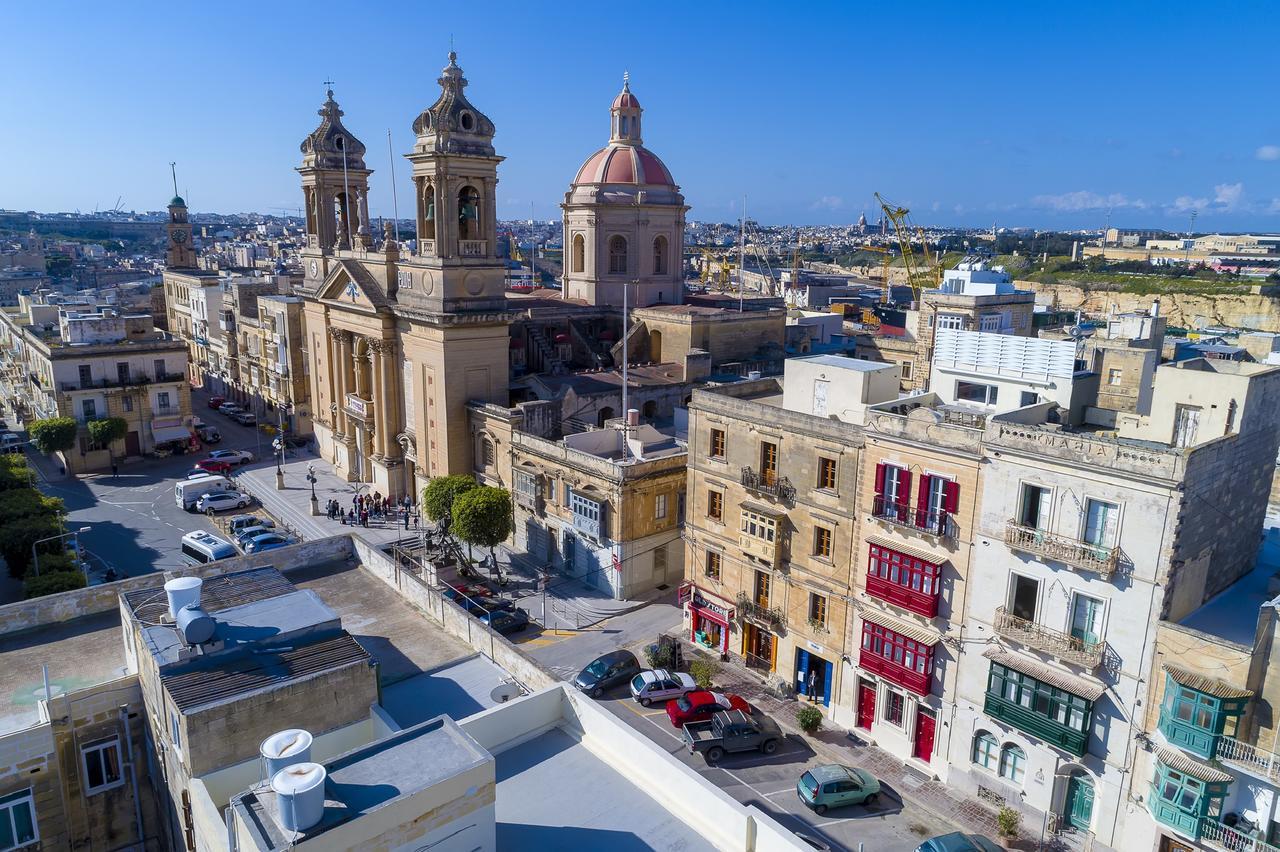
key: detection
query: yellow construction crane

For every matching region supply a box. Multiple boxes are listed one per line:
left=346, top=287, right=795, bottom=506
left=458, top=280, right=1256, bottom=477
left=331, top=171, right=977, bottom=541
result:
left=700, top=249, right=714, bottom=285
left=719, top=255, right=732, bottom=289
left=875, top=192, right=941, bottom=303
left=508, top=231, right=523, bottom=263
left=856, top=245, right=894, bottom=302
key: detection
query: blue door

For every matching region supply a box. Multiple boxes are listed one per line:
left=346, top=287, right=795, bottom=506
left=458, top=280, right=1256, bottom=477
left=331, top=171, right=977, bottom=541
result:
left=795, top=649, right=810, bottom=696
left=821, top=658, right=833, bottom=707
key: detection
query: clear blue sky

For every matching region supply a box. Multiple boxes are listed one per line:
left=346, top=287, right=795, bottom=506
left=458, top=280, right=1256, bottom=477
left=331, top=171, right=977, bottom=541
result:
left=3, top=0, right=1278, bottom=230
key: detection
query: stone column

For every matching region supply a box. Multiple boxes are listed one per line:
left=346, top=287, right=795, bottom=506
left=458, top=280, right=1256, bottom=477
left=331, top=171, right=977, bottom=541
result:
left=338, top=330, right=355, bottom=442
left=327, top=328, right=347, bottom=438
left=380, top=340, right=399, bottom=460
left=370, top=340, right=386, bottom=461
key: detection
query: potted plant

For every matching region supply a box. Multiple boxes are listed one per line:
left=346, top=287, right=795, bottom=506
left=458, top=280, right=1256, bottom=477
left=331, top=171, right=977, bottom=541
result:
left=996, top=806, right=1021, bottom=841
left=796, top=705, right=822, bottom=735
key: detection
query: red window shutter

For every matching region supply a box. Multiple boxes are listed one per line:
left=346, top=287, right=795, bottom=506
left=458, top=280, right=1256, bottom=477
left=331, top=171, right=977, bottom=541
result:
left=916, top=474, right=932, bottom=514
left=874, top=462, right=886, bottom=495
left=944, top=480, right=959, bottom=514
left=896, top=470, right=912, bottom=521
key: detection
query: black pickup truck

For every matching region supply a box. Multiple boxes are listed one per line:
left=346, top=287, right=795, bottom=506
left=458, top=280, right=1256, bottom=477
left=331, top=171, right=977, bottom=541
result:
left=682, top=708, right=783, bottom=763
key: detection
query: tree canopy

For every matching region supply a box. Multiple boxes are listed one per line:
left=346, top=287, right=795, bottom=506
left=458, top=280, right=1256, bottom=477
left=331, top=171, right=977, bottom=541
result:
left=451, top=486, right=513, bottom=555
left=28, top=417, right=77, bottom=455
left=421, top=475, right=478, bottom=522
left=87, top=416, right=128, bottom=449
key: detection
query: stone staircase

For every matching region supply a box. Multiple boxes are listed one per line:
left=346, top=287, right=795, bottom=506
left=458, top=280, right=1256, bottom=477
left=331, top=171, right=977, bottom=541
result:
left=526, top=326, right=566, bottom=375
left=569, top=319, right=612, bottom=369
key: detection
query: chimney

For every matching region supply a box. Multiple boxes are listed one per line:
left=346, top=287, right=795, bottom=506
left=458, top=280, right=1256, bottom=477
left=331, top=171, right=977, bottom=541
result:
left=1151, top=297, right=1161, bottom=317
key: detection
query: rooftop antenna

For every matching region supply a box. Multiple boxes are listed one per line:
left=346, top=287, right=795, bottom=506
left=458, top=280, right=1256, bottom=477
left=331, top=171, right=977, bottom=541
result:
left=1184, top=210, right=1198, bottom=264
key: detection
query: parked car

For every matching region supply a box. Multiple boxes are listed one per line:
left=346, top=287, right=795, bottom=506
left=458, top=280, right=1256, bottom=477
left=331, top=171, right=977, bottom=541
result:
left=462, top=595, right=516, bottom=615
left=478, top=607, right=530, bottom=635
left=666, top=691, right=751, bottom=728
left=244, top=533, right=292, bottom=553
left=228, top=514, right=275, bottom=535
left=184, top=468, right=212, bottom=480
left=1, top=433, right=22, bottom=454
left=195, top=458, right=234, bottom=476
left=573, top=650, right=641, bottom=698
left=797, top=764, right=880, bottom=815
left=207, top=395, right=226, bottom=409
left=443, top=582, right=491, bottom=603
left=630, top=669, right=697, bottom=707
left=235, top=525, right=275, bottom=547
left=217, top=402, right=242, bottom=415
left=208, top=449, right=255, bottom=464
left=196, top=425, right=221, bottom=443
left=682, top=709, right=782, bottom=763
left=231, top=412, right=258, bottom=426
left=196, top=491, right=252, bottom=514
left=914, top=834, right=1004, bottom=852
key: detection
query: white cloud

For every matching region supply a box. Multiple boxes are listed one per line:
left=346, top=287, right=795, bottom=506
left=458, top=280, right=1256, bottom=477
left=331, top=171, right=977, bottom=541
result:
left=1214, top=182, right=1244, bottom=210
left=1268, top=199, right=1280, bottom=215
left=810, top=195, right=844, bottom=211
left=1030, top=190, right=1137, bottom=212
left=1170, top=195, right=1208, bottom=213
left=1257, top=145, right=1280, bottom=161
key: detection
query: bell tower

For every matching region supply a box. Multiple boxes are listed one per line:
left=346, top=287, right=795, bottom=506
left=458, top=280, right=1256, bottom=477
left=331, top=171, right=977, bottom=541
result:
left=297, top=88, right=372, bottom=294
left=165, top=165, right=196, bottom=269
left=400, top=51, right=507, bottom=314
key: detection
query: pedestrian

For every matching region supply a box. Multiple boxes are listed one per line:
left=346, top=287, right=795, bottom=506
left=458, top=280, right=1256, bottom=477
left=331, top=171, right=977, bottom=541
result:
left=412, top=514, right=419, bottom=531
left=360, top=509, right=369, bottom=528
left=806, top=669, right=818, bottom=702
left=403, top=509, right=410, bottom=530
left=347, top=508, right=355, bottom=525
left=111, top=462, right=118, bottom=479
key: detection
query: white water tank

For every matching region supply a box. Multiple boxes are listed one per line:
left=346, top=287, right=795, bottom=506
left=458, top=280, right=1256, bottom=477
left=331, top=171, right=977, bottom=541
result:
left=271, top=762, right=326, bottom=833
left=260, top=729, right=313, bottom=778
left=164, top=577, right=203, bottom=620
left=747, top=371, right=762, bottom=380
left=176, top=605, right=216, bottom=645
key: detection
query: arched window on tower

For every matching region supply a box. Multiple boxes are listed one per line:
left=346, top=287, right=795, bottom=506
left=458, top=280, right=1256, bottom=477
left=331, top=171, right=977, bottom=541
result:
left=458, top=185, right=480, bottom=241
left=608, top=235, right=628, bottom=275
left=572, top=234, right=585, bottom=273
left=653, top=235, right=668, bottom=275
left=423, top=183, right=436, bottom=240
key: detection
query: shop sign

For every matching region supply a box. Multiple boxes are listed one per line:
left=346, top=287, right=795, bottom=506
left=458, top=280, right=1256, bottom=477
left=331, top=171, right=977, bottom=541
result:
left=693, top=590, right=733, bottom=621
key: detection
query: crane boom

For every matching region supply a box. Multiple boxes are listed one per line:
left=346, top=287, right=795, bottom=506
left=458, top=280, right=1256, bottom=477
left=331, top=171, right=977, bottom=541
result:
left=875, top=192, right=940, bottom=304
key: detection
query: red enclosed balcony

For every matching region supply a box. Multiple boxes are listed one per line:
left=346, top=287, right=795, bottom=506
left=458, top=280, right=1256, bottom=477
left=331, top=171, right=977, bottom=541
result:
left=858, top=619, right=937, bottom=697
left=865, top=539, right=942, bottom=618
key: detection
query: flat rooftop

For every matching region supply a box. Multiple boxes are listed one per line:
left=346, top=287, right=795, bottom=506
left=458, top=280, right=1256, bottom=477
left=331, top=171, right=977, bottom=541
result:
left=1178, top=523, right=1280, bottom=646
left=0, top=610, right=128, bottom=733
left=495, top=726, right=717, bottom=851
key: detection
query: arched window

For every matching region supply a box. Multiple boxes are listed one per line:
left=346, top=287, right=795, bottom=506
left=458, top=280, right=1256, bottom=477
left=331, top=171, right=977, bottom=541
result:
left=608, top=235, right=628, bottom=275
left=653, top=235, right=668, bottom=275
left=999, top=744, right=1026, bottom=783
left=480, top=436, right=494, bottom=469
left=458, top=186, right=480, bottom=241
left=422, top=183, right=436, bottom=240
left=597, top=407, right=615, bottom=427
left=972, top=731, right=999, bottom=771
left=572, top=234, right=585, bottom=273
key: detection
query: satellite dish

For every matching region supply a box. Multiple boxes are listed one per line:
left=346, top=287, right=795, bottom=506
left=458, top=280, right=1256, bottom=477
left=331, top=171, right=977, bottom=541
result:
left=489, top=683, right=522, bottom=704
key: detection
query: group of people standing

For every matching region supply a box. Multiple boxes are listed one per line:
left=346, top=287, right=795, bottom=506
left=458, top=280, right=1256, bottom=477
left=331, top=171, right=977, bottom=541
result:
left=325, top=491, right=419, bottom=530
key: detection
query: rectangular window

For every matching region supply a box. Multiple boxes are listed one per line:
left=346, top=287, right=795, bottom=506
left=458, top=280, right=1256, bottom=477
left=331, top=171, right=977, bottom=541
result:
left=955, top=380, right=999, bottom=405
left=986, top=662, right=1091, bottom=735
left=709, top=428, right=726, bottom=459
left=154, top=359, right=166, bottom=379
left=899, top=361, right=913, bottom=380
left=81, top=399, right=96, bottom=420
left=813, top=526, right=832, bottom=559
left=808, top=593, right=827, bottom=627
left=740, top=509, right=776, bottom=543
left=705, top=550, right=721, bottom=581
left=654, top=493, right=668, bottom=520
left=937, top=314, right=964, bottom=330
left=707, top=489, right=723, bottom=521
left=122, top=396, right=133, bottom=413
left=1019, top=390, right=1038, bottom=407
left=78, top=364, right=92, bottom=386
left=817, top=457, right=837, bottom=490
left=760, top=441, right=778, bottom=486
left=570, top=491, right=604, bottom=538
left=81, top=738, right=123, bottom=795
left=1009, top=574, right=1039, bottom=622
left=170, top=711, right=182, bottom=752
left=0, top=788, right=37, bottom=849
left=116, top=362, right=130, bottom=384
left=866, top=542, right=941, bottom=617
left=158, top=392, right=171, bottom=409
left=514, top=471, right=539, bottom=497
left=1070, top=594, right=1105, bottom=647
left=1108, top=368, right=1123, bottom=386
left=754, top=570, right=771, bottom=607
left=1173, top=404, right=1201, bottom=448
left=885, top=690, right=905, bottom=726
left=1018, top=484, right=1050, bottom=529
left=1083, top=499, right=1119, bottom=547
left=979, top=313, right=1004, bottom=332
left=860, top=621, right=935, bottom=695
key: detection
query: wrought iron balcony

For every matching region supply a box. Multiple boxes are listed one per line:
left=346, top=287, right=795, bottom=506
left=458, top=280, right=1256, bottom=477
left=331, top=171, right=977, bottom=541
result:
left=735, top=592, right=785, bottom=631
left=1217, top=735, right=1280, bottom=783
left=871, top=495, right=954, bottom=540
left=740, top=466, right=795, bottom=502
left=993, top=606, right=1103, bottom=669
left=1004, top=521, right=1119, bottom=577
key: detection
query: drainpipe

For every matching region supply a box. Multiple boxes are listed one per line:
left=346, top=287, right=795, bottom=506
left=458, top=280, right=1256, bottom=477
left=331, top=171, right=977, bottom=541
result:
left=120, top=705, right=145, bottom=850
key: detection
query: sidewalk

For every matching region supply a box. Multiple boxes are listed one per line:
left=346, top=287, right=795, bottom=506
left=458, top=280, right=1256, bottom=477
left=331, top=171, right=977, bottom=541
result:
left=647, top=635, right=1076, bottom=852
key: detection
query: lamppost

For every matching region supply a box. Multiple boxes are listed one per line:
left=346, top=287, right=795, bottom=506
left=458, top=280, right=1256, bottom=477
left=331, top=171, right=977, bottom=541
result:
left=274, top=400, right=292, bottom=490
left=32, top=526, right=91, bottom=578
left=307, top=463, right=319, bottom=515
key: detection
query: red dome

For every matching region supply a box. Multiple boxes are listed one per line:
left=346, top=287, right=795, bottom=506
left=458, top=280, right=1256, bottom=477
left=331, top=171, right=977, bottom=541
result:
left=612, top=89, right=640, bottom=110
left=573, top=144, right=674, bottom=187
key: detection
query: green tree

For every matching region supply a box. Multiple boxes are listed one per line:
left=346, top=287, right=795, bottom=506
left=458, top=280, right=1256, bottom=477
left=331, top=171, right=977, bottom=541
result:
left=450, top=486, right=513, bottom=563
left=0, top=489, right=63, bottom=521
left=24, top=570, right=86, bottom=599
left=2, top=514, right=64, bottom=577
left=0, top=455, right=34, bottom=492
left=87, top=416, right=127, bottom=450
left=421, top=475, right=478, bottom=522
left=28, top=417, right=77, bottom=456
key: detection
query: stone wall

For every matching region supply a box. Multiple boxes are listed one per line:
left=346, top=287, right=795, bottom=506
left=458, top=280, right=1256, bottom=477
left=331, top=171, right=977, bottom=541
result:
left=1020, top=281, right=1280, bottom=331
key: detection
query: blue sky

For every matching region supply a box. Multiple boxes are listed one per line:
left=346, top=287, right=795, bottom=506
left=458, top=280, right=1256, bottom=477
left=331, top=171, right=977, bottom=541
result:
left=3, top=1, right=1278, bottom=230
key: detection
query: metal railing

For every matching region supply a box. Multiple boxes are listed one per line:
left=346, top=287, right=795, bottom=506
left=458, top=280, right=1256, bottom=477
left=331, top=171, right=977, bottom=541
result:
left=741, top=466, right=795, bottom=502
left=1004, top=521, right=1119, bottom=577
left=735, top=592, right=786, bottom=630
left=1217, top=736, right=1280, bottom=782
left=1201, top=816, right=1280, bottom=852
left=871, top=495, right=955, bottom=539
left=993, top=606, right=1103, bottom=669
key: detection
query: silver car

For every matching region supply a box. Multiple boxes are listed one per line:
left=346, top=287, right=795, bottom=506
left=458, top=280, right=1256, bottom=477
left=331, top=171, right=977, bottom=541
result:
left=630, top=669, right=698, bottom=706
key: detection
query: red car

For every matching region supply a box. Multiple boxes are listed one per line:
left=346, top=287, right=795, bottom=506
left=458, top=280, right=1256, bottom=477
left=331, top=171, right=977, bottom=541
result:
left=666, top=690, right=750, bottom=728
left=195, top=458, right=234, bottom=476
left=207, top=395, right=226, bottom=409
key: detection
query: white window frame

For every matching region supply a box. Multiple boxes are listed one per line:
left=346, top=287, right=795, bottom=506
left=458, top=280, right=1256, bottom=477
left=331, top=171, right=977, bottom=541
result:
left=925, top=472, right=950, bottom=520
left=1107, top=368, right=1123, bottom=386
left=654, top=493, right=668, bottom=520
left=1007, top=571, right=1041, bottom=622
left=0, top=788, right=37, bottom=850
left=999, top=743, right=1027, bottom=784
left=937, top=314, right=964, bottom=330
left=972, top=731, right=999, bottom=771
left=883, top=463, right=908, bottom=505
left=514, top=470, right=539, bottom=498
left=1081, top=497, right=1121, bottom=548
left=882, top=687, right=907, bottom=729
left=1017, top=481, right=1052, bottom=530
left=170, top=710, right=183, bottom=761
left=740, top=509, right=777, bottom=543
left=81, top=737, right=124, bottom=795
left=955, top=380, right=999, bottom=406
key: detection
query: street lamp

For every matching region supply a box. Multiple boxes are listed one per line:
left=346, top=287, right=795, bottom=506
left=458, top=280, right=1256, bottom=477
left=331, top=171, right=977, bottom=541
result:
left=33, top=527, right=91, bottom=577
left=274, top=400, right=292, bottom=490
left=307, top=463, right=319, bottom=515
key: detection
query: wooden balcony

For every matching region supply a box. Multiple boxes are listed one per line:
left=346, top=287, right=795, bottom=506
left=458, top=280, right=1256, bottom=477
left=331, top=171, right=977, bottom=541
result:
left=865, top=574, right=940, bottom=618
left=993, top=606, right=1103, bottom=669
left=1004, top=521, right=1119, bottom=577
left=738, top=532, right=781, bottom=567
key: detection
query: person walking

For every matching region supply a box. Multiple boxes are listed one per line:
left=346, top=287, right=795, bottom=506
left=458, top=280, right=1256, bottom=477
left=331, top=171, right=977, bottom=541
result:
left=806, top=669, right=818, bottom=702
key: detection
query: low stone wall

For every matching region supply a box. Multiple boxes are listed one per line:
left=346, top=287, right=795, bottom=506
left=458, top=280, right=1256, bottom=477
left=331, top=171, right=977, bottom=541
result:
left=0, top=536, right=353, bottom=639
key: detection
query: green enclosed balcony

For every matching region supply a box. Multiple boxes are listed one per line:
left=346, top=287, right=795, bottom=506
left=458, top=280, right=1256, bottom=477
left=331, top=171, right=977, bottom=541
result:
left=981, top=647, right=1103, bottom=758
left=1148, top=748, right=1232, bottom=841
left=1158, top=665, right=1251, bottom=761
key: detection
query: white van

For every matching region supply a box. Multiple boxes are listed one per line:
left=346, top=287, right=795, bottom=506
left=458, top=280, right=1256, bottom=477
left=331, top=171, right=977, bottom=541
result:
left=175, top=474, right=233, bottom=511
left=180, top=530, right=236, bottom=565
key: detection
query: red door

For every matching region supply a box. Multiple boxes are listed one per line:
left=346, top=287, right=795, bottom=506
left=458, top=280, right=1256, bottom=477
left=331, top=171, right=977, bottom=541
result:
left=913, top=707, right=936, bottom=763
left=857, top=680, right=876, bottom=729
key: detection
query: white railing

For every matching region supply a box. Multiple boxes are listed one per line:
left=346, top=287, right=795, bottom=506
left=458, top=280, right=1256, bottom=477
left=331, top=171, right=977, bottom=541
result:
left=1201, top=816, right=1280, bottom=852
left=459, top=239, right=487, bottom=257
left=1217, top=736, right=1280, bottom=782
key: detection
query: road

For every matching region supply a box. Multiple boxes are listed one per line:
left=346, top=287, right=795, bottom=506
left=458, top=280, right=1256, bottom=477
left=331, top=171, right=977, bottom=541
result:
left=514, top=604, right=951, bottom=851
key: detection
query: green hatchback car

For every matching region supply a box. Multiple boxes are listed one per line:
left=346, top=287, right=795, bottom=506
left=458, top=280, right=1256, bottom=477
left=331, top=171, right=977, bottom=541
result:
left=796, top=764, right=881, bottom=814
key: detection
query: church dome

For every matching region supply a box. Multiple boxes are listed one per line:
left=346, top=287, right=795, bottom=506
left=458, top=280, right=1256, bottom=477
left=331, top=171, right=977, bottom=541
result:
left=169, top=195, right=186, bottom=207
left=573, top=144, right=673, bottom=187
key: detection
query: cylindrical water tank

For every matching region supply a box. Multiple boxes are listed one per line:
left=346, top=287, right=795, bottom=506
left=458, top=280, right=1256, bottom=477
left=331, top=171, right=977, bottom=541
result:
left=176, top=605, right=216, bottom=645
left=626, top=408, right=639, bottom=426
left=164, top=577, right=203, bottom=620
left=272, top=762, right=326, bottom=833
left=260, top=729, right=313, bottom=779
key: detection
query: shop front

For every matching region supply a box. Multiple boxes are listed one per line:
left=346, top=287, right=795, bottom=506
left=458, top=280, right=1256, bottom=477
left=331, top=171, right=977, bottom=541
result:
left=681, top=583, right=735, bottom=655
